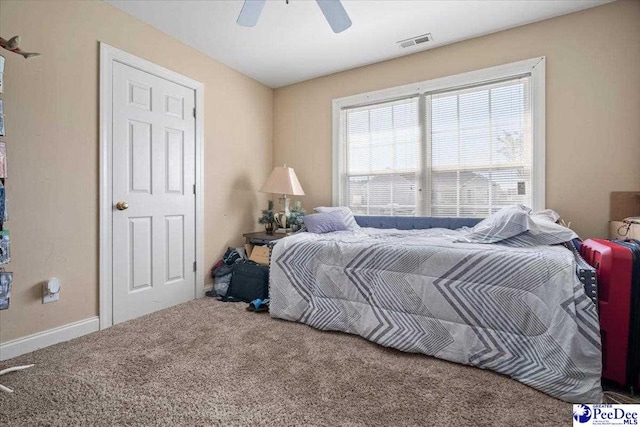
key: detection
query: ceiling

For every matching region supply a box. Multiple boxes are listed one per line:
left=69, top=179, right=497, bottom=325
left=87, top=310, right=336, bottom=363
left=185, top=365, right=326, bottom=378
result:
left=107, top=0, right=610, bottom=88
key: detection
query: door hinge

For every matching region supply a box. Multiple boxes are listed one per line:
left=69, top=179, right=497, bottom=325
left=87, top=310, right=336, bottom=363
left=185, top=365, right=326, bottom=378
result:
left=193, top=261, right=197, bottom=272
left=193, top=108, right=196, bottom=118
left=193, top=184, right=196, bottom=194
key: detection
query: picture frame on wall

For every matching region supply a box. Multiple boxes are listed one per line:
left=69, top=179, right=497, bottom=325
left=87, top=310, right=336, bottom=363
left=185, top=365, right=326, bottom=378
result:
left=0, top=98, right=4, bottom=136
left=0, top=271, right=13, bottom=310
left=0, top=185, right=5, bottom=224
left=0, top=141, right=7, bottom=178
left=0, top=230, right=10, bottom=265
left=0, top=55, right=4, bottom=93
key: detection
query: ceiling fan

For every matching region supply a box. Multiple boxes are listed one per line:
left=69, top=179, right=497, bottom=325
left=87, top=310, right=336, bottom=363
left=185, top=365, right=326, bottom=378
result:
left=237, top=0, right=352, bottom=34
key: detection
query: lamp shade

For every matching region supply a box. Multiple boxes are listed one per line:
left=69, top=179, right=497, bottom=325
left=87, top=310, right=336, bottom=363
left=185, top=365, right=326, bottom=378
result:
left=260, top=166, right=305, bottom=196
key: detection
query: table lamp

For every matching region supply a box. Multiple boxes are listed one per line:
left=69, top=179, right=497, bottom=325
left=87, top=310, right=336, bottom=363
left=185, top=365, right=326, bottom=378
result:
left=260, top=165, right=305, bottom=232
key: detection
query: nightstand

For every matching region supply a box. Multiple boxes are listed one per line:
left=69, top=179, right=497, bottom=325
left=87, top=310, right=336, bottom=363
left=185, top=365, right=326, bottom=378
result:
left=243, top=232, right=288, bottom=266
left=243, top=231, right=287, bottom=245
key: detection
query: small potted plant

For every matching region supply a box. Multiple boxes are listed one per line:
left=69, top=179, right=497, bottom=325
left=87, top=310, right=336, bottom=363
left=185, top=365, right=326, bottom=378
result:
left=258, top=200, right=277, bottom=235
left=288, top=201, right=306, bottom=232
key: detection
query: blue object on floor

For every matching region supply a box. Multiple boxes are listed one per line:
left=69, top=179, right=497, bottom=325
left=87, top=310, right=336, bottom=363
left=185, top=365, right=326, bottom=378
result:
left=246, top=299, right=263, bottom=312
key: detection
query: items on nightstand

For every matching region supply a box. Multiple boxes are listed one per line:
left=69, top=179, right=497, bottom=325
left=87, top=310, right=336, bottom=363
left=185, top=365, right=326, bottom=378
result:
left=259, top=164, right=305, bottom=233
left=287, top=200, right=306, bottom=232
left=258, top=200, right=277, bottom=235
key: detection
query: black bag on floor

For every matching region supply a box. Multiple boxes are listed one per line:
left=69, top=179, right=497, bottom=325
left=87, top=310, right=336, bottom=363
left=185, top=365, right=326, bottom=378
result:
left=222, top=261, right=269, bottom=303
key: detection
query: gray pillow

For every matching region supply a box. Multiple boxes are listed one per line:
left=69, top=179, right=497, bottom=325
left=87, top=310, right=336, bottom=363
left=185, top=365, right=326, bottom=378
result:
left=458, top=205, right=534, bottom=243
left=303, top=211, right=350, bottom=234
left=314, top=206, right=360, bottom=230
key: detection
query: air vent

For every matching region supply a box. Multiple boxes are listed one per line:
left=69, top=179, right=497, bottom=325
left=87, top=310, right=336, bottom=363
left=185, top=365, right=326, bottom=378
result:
left=397, top=33, right=432, bottom=49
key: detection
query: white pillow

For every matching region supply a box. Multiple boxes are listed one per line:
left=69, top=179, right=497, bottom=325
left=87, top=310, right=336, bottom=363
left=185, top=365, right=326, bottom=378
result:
left=531, top=209, right=561, bottom=223
left=314, top=206, right=360, bottom=230
left=475, top=207, right=578, bottom=247
left=459, top=205, right=535, bottom=243
left=517, top=214, right=578, bottom=245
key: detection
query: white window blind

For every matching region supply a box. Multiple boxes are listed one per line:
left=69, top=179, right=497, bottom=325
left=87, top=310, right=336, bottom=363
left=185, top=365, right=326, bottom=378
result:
left=344, top=98, right=420, bottom=216
left=427, top=77, right=532, bottom=217
left=339, top=74, right=534, bottom=218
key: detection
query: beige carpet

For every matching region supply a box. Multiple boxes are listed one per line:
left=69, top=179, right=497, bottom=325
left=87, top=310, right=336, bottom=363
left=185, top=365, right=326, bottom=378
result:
left=0, top=299, right=570, bottom=426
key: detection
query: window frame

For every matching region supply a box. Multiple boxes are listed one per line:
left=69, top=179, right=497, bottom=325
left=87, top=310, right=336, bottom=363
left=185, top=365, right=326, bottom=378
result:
left=332, top=57, right=546, bottom=215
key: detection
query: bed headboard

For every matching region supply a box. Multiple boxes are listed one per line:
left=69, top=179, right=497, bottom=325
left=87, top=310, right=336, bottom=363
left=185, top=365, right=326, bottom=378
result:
left=353, top=216, right=482, bottom=230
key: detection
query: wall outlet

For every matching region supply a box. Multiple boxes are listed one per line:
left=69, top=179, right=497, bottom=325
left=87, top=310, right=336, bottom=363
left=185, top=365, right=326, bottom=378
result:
left=42, top=288, right=59, bottom=303
left=42, top=277, right=60, bottom=304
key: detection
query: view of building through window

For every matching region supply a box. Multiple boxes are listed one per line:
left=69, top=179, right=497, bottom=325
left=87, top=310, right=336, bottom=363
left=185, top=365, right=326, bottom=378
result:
left=342, top=76, right=531, bottom=217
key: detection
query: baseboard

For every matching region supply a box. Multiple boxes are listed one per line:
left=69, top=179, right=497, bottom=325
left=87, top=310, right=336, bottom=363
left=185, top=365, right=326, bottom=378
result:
left=1, top=290, right=212, bottom=361
left=199, top=283, right=213, bottom=298
left=0, top=316, right=100, bottom=361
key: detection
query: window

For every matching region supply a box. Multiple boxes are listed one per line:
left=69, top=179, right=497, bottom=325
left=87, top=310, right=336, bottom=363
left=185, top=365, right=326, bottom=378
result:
left=344, top=98, right=420, bottom=216
left=333, top=58, right=544, bottom=217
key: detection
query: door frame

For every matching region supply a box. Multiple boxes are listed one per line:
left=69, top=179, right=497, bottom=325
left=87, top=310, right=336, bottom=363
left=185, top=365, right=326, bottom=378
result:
left=99, top=42, right=205, bottom=330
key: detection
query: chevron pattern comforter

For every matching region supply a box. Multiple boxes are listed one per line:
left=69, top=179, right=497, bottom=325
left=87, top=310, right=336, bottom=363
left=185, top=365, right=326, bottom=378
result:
left=270, top=228, right=602, bottom=403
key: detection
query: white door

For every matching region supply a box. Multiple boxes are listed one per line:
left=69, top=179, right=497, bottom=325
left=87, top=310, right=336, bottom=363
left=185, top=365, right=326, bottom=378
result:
left=111, top=61, right=196, bottom=324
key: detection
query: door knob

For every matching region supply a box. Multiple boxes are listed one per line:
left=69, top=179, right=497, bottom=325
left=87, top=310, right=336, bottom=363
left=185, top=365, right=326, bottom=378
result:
left=116, top=201, right=129, bottom=211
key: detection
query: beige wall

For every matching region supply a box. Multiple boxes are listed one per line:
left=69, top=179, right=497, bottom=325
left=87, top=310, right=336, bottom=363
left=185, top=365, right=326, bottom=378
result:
left=273, top=0, right=640, bottom=239
left=0, top=0, right=273, bottom=342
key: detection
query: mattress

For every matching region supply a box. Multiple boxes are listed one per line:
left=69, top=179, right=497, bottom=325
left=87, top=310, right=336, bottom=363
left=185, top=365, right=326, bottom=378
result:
left=269, top=227, right=602, bottom=403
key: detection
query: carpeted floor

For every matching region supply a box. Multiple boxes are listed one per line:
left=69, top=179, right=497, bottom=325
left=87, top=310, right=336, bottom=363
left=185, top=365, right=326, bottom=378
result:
left=1, top=298, right=571, bottom=426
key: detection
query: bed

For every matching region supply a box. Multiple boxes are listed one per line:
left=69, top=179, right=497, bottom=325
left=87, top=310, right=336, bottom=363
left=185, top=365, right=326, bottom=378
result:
left=269, top=215, right=602, bottom=403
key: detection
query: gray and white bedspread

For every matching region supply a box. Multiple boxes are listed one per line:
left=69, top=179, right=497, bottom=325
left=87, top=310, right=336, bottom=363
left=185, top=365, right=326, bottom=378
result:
left=270, top=228, right=602, bottom=403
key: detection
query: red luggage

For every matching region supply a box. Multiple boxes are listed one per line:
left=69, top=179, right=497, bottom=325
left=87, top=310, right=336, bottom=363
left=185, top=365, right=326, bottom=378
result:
left=580, top=238, right=640, bottom=392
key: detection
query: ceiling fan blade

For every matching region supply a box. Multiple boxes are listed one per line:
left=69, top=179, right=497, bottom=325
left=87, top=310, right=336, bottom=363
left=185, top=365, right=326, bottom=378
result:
left=315, top=0, right=352, bottom=33
left=237, top=0, right=266, bottom=27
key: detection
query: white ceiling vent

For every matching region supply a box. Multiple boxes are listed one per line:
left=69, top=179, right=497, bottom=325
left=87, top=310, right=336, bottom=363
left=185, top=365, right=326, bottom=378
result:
left=397, top=33, right=432, bottom=49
